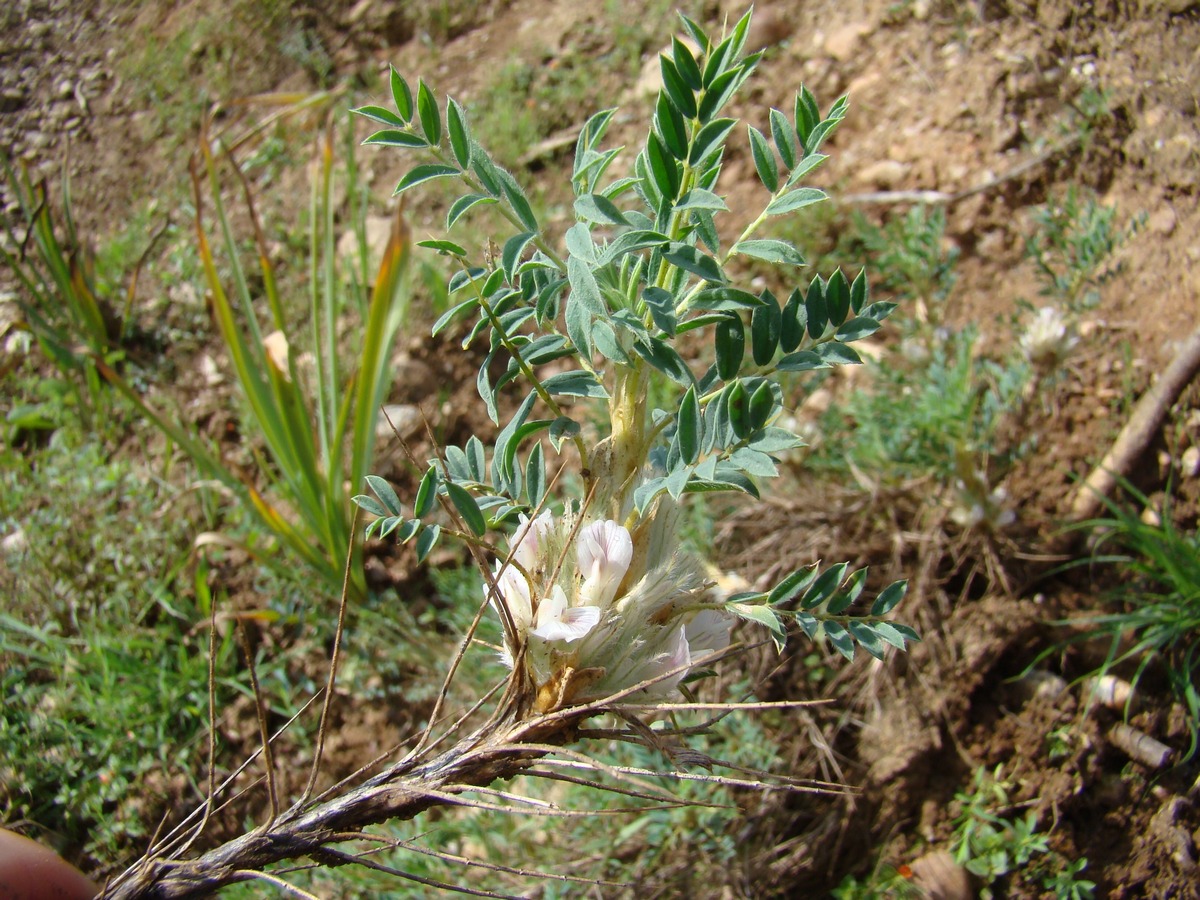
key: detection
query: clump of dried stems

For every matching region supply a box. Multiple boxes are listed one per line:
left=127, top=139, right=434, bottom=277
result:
left=97, top=502, right=833, bottom=899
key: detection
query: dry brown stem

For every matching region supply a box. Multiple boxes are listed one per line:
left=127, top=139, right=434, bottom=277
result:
left=99, top=703, right=556, bottom=899
left=1068, top=323, right=1200, bottom=524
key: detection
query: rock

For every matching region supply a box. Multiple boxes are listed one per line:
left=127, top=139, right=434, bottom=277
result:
left=0, top=88, right=27, bottom=113
left=2, top=528, right=29, bottom=554
left=1148, top=204, right=1177, bottom=236
left=376, top=403, right=421, bottom=440
left=199, top=354, right=223, bottom=386
left=911, top=850, right=973, bottom=900
left=823, top=21, right=870, bottom=62
left=1014, top=669, right=1068, bottom=702
left=629, top=51, right=663, bottom=102
left=336, top=215, right=394, bottom=280
left=856, top=158, right=908, bottom=189
left=746, top=9, right=791, bottom=49
left=1181, top=446, right=1200, bottom=477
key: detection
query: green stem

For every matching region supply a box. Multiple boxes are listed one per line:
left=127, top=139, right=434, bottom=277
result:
left=467, top=267, right=589, bottom=467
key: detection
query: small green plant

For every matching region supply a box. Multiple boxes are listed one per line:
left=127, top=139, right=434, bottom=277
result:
left=1, top=159, right=129, bottom=431
left=0, top=429, right=216, bottom=864
left=1060, top=481, right=1200, bottom=759
left=353, top=8, right=919, bottom=701
left=852, top=205, right=958, bottom=345
left=832, top=863, right=924, bottom=899
left=951, top=765, right=1095, bottom=900
left=108, top=105, right=411, bottom=600
left=93, top=13, right=922, bottom=898
left=1025, top=186, right=1139, bottom=313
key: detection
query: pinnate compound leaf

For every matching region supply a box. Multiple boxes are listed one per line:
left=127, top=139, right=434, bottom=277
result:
left=365, top=475, right=403, bottom=516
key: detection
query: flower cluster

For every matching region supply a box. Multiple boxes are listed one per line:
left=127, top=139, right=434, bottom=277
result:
left=1020, top=306, right=1078, bottom=373
left=488, top=508, right=734, bottom=712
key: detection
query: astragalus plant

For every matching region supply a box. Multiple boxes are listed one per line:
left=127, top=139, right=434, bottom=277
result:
left=101, top=11, right=916, bottom=898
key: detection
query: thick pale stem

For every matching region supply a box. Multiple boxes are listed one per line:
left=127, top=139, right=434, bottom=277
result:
left=596, top=364, right=646, bottom=521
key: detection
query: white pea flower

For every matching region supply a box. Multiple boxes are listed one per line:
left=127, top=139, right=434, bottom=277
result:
left=1021, top=306, right=1078, bottom=371
left=487, top=507, right=719, bottom=709
left=509, top=509, right=554, bottom=570
left=577, top=519, right=633, bottom=609
left=685, top=609, right=735, bottom=657
left=649, top=625, right=693, bottom=696
left=529, top=585, right=600, bottom=643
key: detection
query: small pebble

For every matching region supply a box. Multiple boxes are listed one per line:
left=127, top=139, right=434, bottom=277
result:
left=1181, top=446, right=1200, bottom=478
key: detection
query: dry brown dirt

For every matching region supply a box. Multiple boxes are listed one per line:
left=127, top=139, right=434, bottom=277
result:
left=4, top=0, right=1200, bottom=896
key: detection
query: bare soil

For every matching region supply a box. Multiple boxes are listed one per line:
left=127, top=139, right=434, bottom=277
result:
left=3, top=0, right=1200, bottom=896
